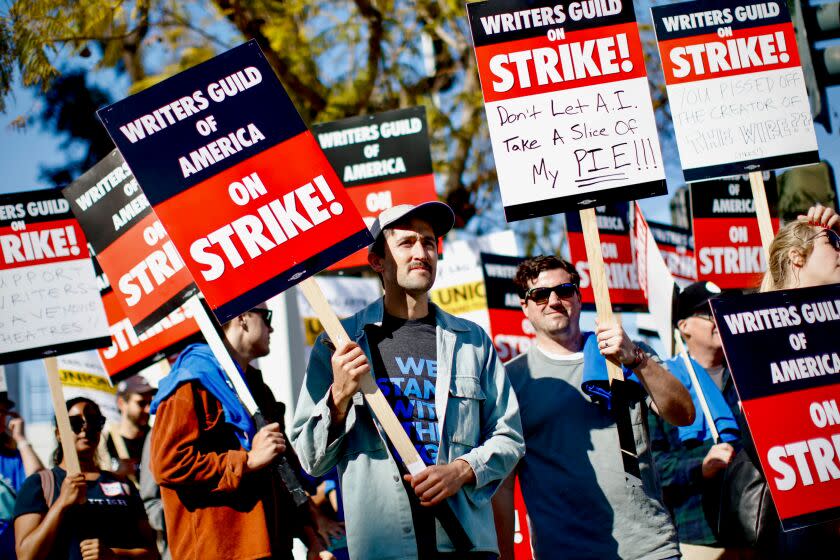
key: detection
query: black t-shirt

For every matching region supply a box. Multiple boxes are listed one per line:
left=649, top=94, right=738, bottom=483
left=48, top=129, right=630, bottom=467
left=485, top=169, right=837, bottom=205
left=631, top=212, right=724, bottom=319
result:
left=368, top=309, right=440, bottom=558
left=13, top=467, right=148, bottom=560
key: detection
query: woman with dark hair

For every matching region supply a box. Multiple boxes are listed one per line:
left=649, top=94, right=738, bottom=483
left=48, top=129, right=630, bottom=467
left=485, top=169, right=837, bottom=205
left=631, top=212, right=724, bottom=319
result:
left=12, top=397, right=158, bottom=560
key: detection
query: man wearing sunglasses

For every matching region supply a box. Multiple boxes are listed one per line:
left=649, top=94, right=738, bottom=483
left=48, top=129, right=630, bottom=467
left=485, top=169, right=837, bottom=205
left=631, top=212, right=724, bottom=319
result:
left=494, top=255, right=694, bottom=560
left=293, top=202, right=524, bottom=560
left=648, top=281, right=743, bottom=559
left=103, top=375, right=156, bottom=487
left=151, top=303, right=333, bottom=560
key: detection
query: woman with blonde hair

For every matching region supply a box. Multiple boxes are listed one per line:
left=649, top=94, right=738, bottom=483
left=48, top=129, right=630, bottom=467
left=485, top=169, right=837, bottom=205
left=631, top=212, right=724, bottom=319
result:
left=761, top=203, right=840, bottom=291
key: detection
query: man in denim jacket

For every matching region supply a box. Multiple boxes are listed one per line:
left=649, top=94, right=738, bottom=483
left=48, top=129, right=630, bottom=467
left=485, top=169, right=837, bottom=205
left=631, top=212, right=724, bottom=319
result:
left=292, top=202, right=524, bottom=560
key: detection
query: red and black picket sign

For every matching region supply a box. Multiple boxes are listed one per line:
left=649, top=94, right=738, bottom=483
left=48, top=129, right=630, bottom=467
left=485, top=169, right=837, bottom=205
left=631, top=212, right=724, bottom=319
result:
left=63, top=150, right=197, bottom=334
left=313, top=106, right=438, bottom=269
left=690, top=174, right=778, bottom=289
left=98, top=41, right=372, bottom=323
left=480, top=252, right=532, bottom=362
left=467, top=0, right=666, bottom=221
left=711, top=284, right=840, bottom=531
left=566, top=203, right=646, bottom=311
left=0, top=189, right=111, bottom=364
left=651, top=0, right=819, bottom=181
left=645, top=220, right=696, bottom=284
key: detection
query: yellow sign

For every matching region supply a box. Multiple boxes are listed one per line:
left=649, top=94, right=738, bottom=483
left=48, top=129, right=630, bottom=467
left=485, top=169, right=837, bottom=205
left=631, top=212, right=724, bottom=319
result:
left=431, top=281, right=487, bottom=316
left=59, top=369, right=116, bottom=394
left=304, top=317, right=325, bottom=346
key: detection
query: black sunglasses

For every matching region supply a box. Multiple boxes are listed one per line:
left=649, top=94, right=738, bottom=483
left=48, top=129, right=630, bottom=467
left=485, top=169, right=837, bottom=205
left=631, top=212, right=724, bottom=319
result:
left=808, top=228, right=840, bottom=252
left=251, top=308, right=273, bottom=327
left=525, top=282, right=579, bottom=304
left=68, top=414, right=106, bottom=435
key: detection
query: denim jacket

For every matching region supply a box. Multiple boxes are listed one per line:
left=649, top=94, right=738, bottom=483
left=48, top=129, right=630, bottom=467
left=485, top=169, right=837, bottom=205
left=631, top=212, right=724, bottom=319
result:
left=291, top=299, right=524, bottom=559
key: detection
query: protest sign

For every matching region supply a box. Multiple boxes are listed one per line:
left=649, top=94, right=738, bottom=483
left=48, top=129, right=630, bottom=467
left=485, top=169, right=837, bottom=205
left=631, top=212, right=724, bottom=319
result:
left=480, top=253, right=533, bottom=362
left=0, top=189, right=110, bottom=364
left=467, top=0, right=666, bottom=221
left=98, top=286, right=200, bottom=382
left=691, top=174, right=778, bottom=289
left=633, top=204, right=677, bottom=356
left=313, top=106, right=438, bottom=269
left=513, top=478, right=533, bottom=560
left=57, top=350, right=120, bottom=423
left=63, top=150, right=197, bottom=334
left=646, top=219, right=696, bottom=286
left=98, top=41, right=372, bottom=323
left=711, top=284, right=840, bottom=530
left=567, top=203, right=645, bottom=311
left=296, top=275, right=381, bottom=362
left=651, top=0, right=819, bottom=183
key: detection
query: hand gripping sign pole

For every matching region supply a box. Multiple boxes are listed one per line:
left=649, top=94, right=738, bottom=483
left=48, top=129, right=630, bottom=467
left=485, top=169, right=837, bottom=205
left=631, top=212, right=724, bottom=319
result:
left=44, top=357, right=82, bottom=475
left=674, top=329, right=720, bottom=444
left=749, top=172, right=776, bottom=261
left=186, top=295, right=309, bottom=507
left=297, top=277, right=474, bottom=550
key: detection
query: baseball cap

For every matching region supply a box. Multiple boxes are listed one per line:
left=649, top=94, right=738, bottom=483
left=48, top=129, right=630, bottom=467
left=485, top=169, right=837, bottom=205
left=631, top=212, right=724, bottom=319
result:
left=674, top=281, right=723, bottom=324
left=368, top=202, right=455, bottom=252
left=116, top=375, right=156, bottom=398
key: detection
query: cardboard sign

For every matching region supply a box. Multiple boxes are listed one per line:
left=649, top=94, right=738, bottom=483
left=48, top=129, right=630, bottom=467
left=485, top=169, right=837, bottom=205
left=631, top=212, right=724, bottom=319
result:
left=467, top=0, right=666, bottom=221
left=633, top=204, right=677, bottom=356
left=296, top=275, right=381, bottom=363
left=98, top=287, right=200, bottom=382
left=313, top=107, right=438, bottom=269
left=651, top=0, right=819, bottom=182
left=646, top=219, right=696, bottom=285
left=513, top=477, right=533, bottom=559
left=566, top=203, right=645, bottom=311
left=57, top=350, right=120, bottom=423
left=691, top=174, right=778, bottom=289
left=63, top=150, right=197, bottom=334
left=711, top=284, right=840, bottom=530
left=98, top=41, right=373, bottom=323
left=0, top=189, right=110, bottom=364
left=480, top=253, right=533, bottom=362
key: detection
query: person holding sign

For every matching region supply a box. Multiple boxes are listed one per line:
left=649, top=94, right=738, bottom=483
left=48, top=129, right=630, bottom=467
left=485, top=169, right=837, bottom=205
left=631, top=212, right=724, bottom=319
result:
left=494, top=256, right=694, bottom=560
left=292, top=202, right=524, bottom=560
left=150, top=304, right=332, bottom=560
left=761, top=204, right=840, bottom=291
left=648, top=282, right=743, bottom=558
left=13, top=397, right=157, bottom=560
left=1, top=392, right=45, bottom=558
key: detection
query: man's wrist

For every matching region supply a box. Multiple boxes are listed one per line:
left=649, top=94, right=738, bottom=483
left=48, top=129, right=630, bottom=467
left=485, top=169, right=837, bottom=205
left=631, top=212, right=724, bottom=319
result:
left=454, top=458, right=476, bottom=485
left=327, top=386, right=349, bottom=424
left=623, top=345, right=648, bottom=370
left=15, top=438, right=30, bottom=448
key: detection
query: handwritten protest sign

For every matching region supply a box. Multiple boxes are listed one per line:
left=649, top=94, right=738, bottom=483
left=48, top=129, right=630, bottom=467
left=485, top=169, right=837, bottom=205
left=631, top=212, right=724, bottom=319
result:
left=645, top=219, right=696, bottom=286
left=467, top=0, right=666, bottom=220
left=314, top=107, right=438, bottom=269
left=98, top=286, right=200, bottom=381
left=57, top=350, right=120, bottom=423
left=711, top=284, right=840, bottom=530
left=0, top=189, right=110, bottom=364
left=691, top=174, right=778, bottom=289
left=98, top=41, right=372, bottom=323
left=480, top=253, right=532, bottom=362
left=63, top=150, right=197, bottom=334
left=567, top=203, right=645, bottom=311
left=651, top=0, right=819, bottom=182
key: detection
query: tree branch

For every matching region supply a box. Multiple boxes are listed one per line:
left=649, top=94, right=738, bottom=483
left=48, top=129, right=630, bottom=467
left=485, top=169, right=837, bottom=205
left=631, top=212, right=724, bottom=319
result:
left=351, top=0, right=384, bottom=113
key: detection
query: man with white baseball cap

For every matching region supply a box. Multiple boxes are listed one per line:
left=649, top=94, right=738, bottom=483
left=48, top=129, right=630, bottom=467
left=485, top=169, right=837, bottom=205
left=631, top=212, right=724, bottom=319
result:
left=292, top=202, right=524, bottom=560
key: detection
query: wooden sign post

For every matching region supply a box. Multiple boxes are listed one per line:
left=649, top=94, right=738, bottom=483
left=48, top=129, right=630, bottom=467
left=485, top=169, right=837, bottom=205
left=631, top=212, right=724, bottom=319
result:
left=674, top=330, right=720, bottom=444
left=749, top=171, right=776, bottom=261
left=44, top=357, right=82, bottom=475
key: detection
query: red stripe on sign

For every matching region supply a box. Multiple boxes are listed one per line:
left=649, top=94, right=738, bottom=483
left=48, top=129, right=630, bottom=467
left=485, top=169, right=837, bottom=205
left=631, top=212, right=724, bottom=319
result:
left=568, top=231, right=646, bottom=307
left=658, top=23, right=801, bottom=85
left=153, top=131, right=365, bottom=309
left=693, top=216, right=778, bottom=289
left=475, top=22, right=647, bottom=103
left=328, top=174, right=438, bottom=270
left=98, top=289, right=199, bottom=378
left=0, top=219, right=90, bottom=270
left=742, top=383, right=840, bottom=523
left=96, top=213, right=194, bottom=327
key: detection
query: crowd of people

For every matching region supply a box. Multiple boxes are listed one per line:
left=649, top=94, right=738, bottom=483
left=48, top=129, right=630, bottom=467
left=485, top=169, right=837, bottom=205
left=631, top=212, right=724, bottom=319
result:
left=0, top=201, right=838, bottom=559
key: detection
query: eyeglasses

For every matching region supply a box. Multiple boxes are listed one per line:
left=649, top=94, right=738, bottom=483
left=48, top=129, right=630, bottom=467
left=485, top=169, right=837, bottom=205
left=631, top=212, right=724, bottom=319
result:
left=690, top=312, right=715, bottom=323
left=68, top=414, right=106, bottom=435
left=525, top=283, right=578, bottom=305
left=251, top=308, right=273, bottom=327
left=805, top=228, right=840, bottom=252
